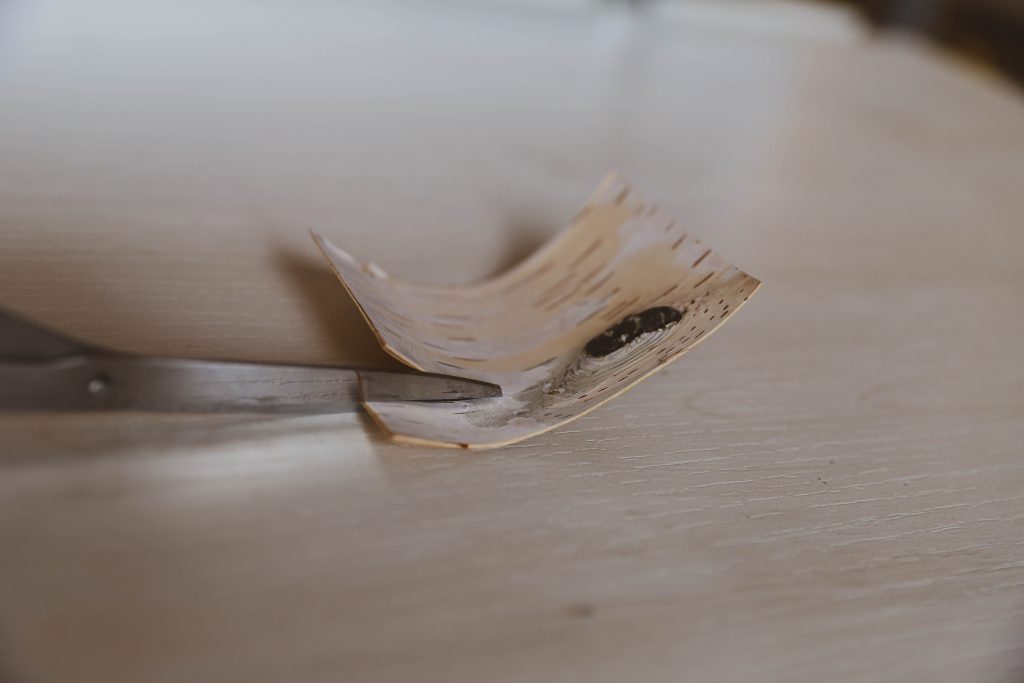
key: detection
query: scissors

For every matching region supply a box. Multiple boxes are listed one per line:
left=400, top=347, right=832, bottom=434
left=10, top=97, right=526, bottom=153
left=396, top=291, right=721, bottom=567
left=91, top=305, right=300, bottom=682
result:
left=0, top=308, right=500, bottom=414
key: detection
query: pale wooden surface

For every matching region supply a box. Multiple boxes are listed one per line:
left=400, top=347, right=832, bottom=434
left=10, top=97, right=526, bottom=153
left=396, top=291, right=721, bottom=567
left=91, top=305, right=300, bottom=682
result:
left=2, top=2, right=1024, bottom=682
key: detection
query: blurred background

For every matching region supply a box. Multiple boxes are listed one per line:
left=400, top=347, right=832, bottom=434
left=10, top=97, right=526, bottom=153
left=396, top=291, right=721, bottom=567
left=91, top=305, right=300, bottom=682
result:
left=2, top=0, right=1022, bottom=363
left=839, top=0, right=1024, bottom=84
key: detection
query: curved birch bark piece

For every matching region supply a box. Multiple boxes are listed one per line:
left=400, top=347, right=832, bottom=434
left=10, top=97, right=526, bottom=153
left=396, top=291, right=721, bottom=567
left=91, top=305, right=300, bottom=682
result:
left=313, top=172, right=761, bottom=449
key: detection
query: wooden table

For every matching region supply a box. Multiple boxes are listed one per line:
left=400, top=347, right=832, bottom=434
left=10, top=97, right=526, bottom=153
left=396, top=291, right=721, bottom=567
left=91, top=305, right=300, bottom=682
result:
left=1, top=2, right=1023, bottom=681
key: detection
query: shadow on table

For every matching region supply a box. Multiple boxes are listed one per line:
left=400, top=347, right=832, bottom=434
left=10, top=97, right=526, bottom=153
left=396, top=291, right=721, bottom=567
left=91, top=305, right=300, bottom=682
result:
left=273, top=248, right=401, bottom=369
left=0, top=412, right=366, bottom=464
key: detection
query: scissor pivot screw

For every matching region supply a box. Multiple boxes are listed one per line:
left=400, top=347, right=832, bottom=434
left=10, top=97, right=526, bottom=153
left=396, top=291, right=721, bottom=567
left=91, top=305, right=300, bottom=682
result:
left=87, top=374, right=112, bottom=398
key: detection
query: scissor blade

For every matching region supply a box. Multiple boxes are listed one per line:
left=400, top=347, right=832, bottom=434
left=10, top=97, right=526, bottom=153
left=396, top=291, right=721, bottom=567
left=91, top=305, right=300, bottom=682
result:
left=0, top=354, right=500, bottom=414
left=0, top=307, right=501, bottom=412
left=358, top=369, right=500, bottom=403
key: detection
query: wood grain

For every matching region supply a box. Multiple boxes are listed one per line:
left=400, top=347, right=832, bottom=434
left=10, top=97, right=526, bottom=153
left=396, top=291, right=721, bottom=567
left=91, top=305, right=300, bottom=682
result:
left=314, top=173, right=759, bottom=448
left=1, top=2, right=1023, bottom=682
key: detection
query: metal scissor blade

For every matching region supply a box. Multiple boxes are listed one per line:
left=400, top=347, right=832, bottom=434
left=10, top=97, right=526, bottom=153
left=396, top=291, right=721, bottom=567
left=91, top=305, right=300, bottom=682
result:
left=0, top=308, right=501, bottom=413
left=357, top=369, right=500, bottom=403
left=0, top=354, right=501, bottom=414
